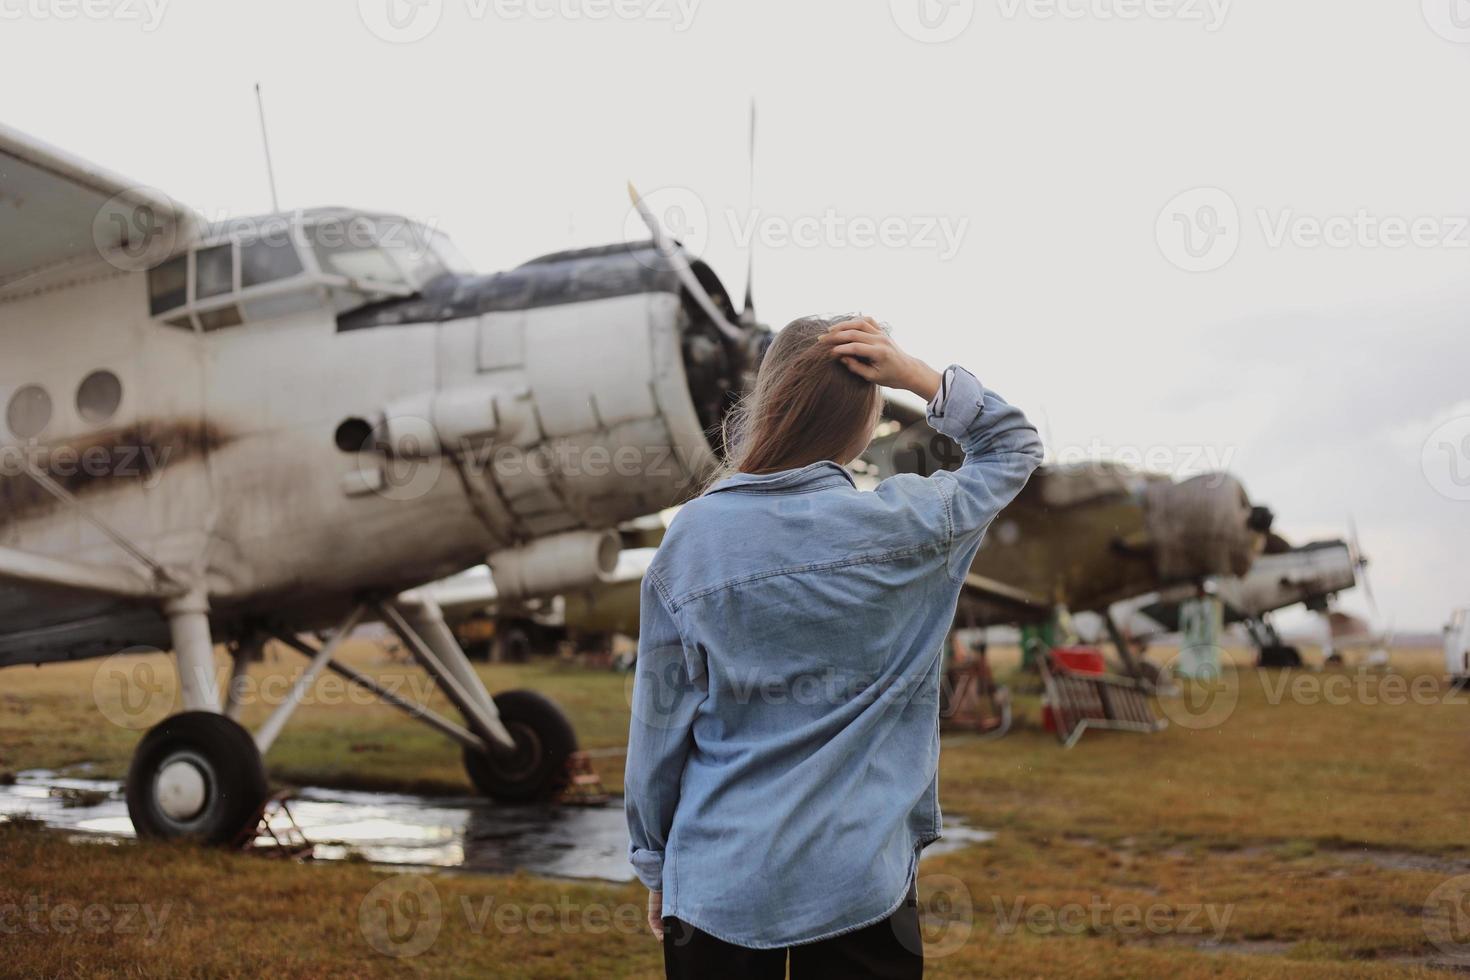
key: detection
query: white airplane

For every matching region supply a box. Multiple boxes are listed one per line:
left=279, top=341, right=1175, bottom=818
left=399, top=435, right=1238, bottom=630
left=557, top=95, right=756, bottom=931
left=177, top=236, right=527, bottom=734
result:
left=0, top=121, right=768, bottom=845
left=1110, top=536, right=1365, bottom=668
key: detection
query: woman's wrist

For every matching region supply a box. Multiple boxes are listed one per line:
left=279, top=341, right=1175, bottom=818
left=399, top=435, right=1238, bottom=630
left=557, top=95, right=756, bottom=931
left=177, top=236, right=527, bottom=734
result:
left=902, top=359, right=943, bottom=402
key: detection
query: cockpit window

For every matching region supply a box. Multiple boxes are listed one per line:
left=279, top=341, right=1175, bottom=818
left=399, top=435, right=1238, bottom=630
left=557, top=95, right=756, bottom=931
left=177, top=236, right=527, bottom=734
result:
left=148, top=254, right=187, bottom=315
left=311, top=217, right=407, bottom=288
left=195, top=243, right=234, bottom=299
left=429, top=232, right=475, bottom=275
left=380, top=226, right=449, bottom=287
left=241, top=236, right=305, bottom=287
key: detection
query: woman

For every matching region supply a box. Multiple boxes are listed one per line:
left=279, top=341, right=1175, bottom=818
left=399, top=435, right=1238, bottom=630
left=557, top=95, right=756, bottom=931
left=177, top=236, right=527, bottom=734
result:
left=625, top=315, right=1043, bottom=979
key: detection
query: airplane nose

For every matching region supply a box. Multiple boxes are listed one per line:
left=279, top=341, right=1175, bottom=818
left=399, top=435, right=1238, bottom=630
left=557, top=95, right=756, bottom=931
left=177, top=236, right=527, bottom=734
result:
left=1141, top=473, right=1258, bottom=582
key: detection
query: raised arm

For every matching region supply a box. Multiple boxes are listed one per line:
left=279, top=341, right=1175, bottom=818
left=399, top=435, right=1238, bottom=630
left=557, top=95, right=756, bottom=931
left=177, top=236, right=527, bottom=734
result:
left=822, top=317, right=1044, bottom=576
left=924, top=364, right=1044, bottom=577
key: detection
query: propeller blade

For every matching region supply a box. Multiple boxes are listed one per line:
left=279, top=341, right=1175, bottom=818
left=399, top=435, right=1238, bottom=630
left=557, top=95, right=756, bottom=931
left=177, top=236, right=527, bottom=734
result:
left=740, top=98, right=758, bottom=326
left=626, top=181, right=745, bottom=345
left=1345, top=514, right=1381, bottom=620
left=1361, top=563, right=1381, bottom=621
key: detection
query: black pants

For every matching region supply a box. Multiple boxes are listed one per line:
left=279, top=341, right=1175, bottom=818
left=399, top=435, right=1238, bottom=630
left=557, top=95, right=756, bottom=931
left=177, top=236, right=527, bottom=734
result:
left=663, top=891, right=922, bottom=980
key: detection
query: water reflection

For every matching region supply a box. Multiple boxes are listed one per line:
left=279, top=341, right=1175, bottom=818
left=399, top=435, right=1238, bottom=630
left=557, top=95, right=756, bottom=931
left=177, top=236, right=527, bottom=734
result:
left=0, top=770, right=991, bottom=881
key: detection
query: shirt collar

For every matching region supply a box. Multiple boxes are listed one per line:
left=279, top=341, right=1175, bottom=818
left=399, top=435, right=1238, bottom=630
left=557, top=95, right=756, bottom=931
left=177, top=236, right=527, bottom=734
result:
left=705, top=460, right=857, bottom=495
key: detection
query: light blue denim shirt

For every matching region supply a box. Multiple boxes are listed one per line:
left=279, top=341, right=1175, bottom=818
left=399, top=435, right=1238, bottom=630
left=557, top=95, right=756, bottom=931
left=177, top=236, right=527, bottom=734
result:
left=624, top=365, right=1042, bottom=949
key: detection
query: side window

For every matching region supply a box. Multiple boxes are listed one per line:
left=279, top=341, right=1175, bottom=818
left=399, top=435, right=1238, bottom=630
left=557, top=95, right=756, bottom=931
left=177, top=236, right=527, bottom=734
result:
left=148, top=254, right=188, bottom=316
left=241, top=236, right=304, bottom=287
left=195, top=243, right=234, bottom=299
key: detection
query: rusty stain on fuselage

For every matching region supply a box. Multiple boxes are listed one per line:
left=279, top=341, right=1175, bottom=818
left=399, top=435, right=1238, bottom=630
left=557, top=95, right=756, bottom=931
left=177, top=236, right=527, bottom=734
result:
left=0, top=419, right=229, bottom=525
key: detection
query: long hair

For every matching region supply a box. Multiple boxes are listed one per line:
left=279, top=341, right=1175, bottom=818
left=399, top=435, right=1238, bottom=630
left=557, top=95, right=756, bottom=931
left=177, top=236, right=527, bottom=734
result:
left=710, top=314, right=882, bottom=488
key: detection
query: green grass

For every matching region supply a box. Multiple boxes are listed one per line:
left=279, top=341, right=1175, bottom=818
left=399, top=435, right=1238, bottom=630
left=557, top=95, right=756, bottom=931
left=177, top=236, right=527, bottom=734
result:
left=2, top=642, right=1467, bottom=977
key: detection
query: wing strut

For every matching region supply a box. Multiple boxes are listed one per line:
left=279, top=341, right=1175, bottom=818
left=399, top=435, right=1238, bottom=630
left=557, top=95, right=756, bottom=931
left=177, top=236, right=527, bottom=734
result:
left=19, top=458, right=183, bottom=593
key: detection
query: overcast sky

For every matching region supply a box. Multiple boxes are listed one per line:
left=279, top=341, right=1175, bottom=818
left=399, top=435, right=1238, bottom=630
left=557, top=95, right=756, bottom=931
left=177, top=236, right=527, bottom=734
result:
left=4, top=0, right=1468, bottom=631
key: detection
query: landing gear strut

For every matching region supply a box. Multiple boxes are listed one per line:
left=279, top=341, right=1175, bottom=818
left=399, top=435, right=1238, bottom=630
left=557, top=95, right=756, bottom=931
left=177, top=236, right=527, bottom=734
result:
left=125, top=590, right=580, bottom=848
left=1247, top=615, right=1302, bottom=668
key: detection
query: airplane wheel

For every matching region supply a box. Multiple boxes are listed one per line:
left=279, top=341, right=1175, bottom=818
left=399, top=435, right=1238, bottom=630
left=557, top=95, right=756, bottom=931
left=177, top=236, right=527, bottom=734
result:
left=1257, top=645, right=1303, bottom=669
left=463, top=690, right=577, bottom=804
left=125, top=711, right=268, bottom=847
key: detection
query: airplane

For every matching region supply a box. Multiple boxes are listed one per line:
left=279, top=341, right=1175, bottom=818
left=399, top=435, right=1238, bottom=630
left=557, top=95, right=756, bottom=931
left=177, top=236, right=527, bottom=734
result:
left=427, top=402, right=1283, bottom=686
left=0, top=120, right=770, bottom=845
left=869, top=402, right=1274, bottom=631
left=1115, top=534, right=1369, bottom=668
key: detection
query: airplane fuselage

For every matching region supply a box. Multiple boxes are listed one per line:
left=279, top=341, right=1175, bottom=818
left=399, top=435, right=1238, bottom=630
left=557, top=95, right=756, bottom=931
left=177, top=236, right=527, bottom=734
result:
left=0, top=209, right=739, bottom=664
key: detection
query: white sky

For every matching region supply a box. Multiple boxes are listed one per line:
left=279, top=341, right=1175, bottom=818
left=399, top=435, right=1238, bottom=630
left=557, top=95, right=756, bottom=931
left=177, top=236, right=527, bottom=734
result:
left=3, top=0, right=1468, bottom=631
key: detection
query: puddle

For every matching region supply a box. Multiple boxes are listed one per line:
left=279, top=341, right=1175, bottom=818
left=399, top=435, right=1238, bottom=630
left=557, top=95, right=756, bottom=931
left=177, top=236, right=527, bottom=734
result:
left=0, top=770, right=992, bottom=881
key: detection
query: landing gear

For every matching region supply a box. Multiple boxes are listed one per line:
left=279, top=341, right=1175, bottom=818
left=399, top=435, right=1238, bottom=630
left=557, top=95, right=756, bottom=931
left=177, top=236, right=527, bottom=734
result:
left=463, top=690, right=577, bottom=803
left=1257, top=644, right=1303, bottom=669
left=1247, top=615, right=1302, bottom=669
left=125, top=588, right=581, bottom=848
left=125, top=712, right=269, bottom=846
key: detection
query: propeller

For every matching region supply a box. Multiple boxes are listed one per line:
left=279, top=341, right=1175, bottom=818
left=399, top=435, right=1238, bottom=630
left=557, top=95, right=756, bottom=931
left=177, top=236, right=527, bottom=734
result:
left=626, top=180, right=745, bottom=346
left=1347, top=515, right=1381, bottom=621
left=740, top=98, right=758, bottom=327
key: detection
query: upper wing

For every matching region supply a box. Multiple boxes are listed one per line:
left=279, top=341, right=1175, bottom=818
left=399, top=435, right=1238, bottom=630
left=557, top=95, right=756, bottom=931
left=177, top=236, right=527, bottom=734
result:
left=0, top=121, right=198, bottom=295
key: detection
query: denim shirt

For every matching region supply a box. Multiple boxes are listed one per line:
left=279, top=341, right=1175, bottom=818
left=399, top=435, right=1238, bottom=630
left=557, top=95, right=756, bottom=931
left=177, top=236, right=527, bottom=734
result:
left=624, top=365, right=1043, bottom=949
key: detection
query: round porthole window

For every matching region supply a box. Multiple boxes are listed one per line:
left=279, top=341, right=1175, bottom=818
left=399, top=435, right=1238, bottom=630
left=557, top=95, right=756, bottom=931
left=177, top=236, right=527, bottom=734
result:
left=77, top=370, right=124, bottom=425
left=6, top=385, right=53, bottom=439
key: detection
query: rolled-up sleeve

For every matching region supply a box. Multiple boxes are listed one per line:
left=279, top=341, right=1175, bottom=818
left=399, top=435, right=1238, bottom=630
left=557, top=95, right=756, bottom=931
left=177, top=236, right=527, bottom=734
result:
left=926, top=365, right=1044, bottom=578
left=624, top=570, right=705, bottom=892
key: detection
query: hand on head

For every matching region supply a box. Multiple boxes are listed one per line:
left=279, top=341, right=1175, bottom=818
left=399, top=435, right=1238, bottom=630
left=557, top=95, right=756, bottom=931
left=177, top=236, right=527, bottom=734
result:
left=819, top=316, right=942, bottom=400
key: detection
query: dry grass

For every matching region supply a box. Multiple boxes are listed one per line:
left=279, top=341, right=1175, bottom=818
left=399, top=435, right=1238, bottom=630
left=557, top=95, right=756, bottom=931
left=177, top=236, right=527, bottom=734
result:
left=2, top=642, right=1467, bottom=977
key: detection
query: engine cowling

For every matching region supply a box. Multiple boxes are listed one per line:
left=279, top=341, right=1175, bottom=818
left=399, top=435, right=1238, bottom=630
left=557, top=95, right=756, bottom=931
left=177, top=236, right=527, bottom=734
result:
left=487, top=529, right=621, bottom=601
left=352, top=242, right=762, bottom=549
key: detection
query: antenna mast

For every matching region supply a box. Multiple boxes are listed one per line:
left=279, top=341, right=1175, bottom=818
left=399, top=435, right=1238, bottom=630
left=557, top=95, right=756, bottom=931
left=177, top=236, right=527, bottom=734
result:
left=254, top=82, right=281, bottom=213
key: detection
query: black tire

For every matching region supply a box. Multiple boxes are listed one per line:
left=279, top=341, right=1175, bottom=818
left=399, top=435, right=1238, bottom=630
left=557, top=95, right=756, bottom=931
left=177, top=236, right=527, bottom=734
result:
left=125, top=711, right=268, bottom=847
left=463, top=689, right=577, bottom=804
left=1257, top=645, right=1303, bottom=669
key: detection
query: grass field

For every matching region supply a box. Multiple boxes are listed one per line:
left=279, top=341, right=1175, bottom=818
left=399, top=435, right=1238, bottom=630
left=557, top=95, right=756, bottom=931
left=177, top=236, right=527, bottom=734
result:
left=2, top=640, right=1469, bottom=978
